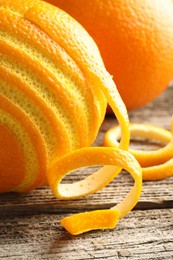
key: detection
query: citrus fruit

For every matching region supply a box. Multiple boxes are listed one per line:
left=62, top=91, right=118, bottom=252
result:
left=0, top=0, right=142, bottom=234
left=49, top=0, right=173, bottom=110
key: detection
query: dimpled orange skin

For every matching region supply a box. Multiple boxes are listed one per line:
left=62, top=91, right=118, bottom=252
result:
left=47, top=0, right=173, bottom=110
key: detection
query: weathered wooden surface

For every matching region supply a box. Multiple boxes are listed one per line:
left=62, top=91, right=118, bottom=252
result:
left=1, top=209, right=173, bottom=260
left=0, top=84, right=173, bottom=259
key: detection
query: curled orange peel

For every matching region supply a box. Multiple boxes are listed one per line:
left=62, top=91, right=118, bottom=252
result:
left=48, top=147, right=142, bottom=235
left=104, top=118, right=173, bottom=180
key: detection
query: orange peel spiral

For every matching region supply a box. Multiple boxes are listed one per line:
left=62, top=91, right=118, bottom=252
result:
left=104, top=118, right=173, bottom=180
left=48, top=147, right=142, bottom=235
left=0, top=0, right=142, bottom=235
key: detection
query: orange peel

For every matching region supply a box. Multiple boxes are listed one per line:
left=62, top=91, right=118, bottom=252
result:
left=104, top=118, right=173, bottom=180
left=0, top=0, right=143, bottom=235
left=48, top=147, right=142, bottom=235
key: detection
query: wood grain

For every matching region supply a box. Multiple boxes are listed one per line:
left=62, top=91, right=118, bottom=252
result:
left=0, top=84, right=173, bottom=259
left=0, top=210, right=173, bottom=259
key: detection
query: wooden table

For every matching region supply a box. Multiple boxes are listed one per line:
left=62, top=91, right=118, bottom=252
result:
left=0, top=85, right=173, bottom=259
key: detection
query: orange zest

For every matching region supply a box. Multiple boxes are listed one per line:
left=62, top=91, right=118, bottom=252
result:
left=48, top=147, right=142, bottom=235
left=104, top=118, right=173, bottom=180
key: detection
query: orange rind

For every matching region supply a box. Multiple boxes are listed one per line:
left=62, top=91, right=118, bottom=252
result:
left=0, top=95, right=47, bottom=192
left=104, top=119, right=173, bottom=180
left=48, top=147, right=142, bottom=235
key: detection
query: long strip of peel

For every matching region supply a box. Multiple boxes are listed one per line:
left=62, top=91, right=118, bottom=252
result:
left=25, top=1, right=135, bottom=235
left=142, top=158, right=173, bottom=180
left=48, top=147, right=142, bottom=235
left=104, top=119, right=173, bottom=180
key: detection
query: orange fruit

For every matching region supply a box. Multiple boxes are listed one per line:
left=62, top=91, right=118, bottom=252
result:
left=48, top=0, right=173, bottom=110
left=0, top=0, right=142, bottom=234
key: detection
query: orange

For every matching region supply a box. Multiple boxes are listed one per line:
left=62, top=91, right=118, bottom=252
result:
left=48, top=0, right=173, bottom=110
left=0, top=0, right=142, bottom=234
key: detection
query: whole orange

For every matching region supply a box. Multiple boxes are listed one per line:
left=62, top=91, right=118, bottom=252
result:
left=47, top=0, right=173, bottom=110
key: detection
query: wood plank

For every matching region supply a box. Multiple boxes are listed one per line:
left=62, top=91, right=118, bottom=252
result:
left=0, top=209, right=173, bottom=259
left=0, top=172, right=173, bottom=216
